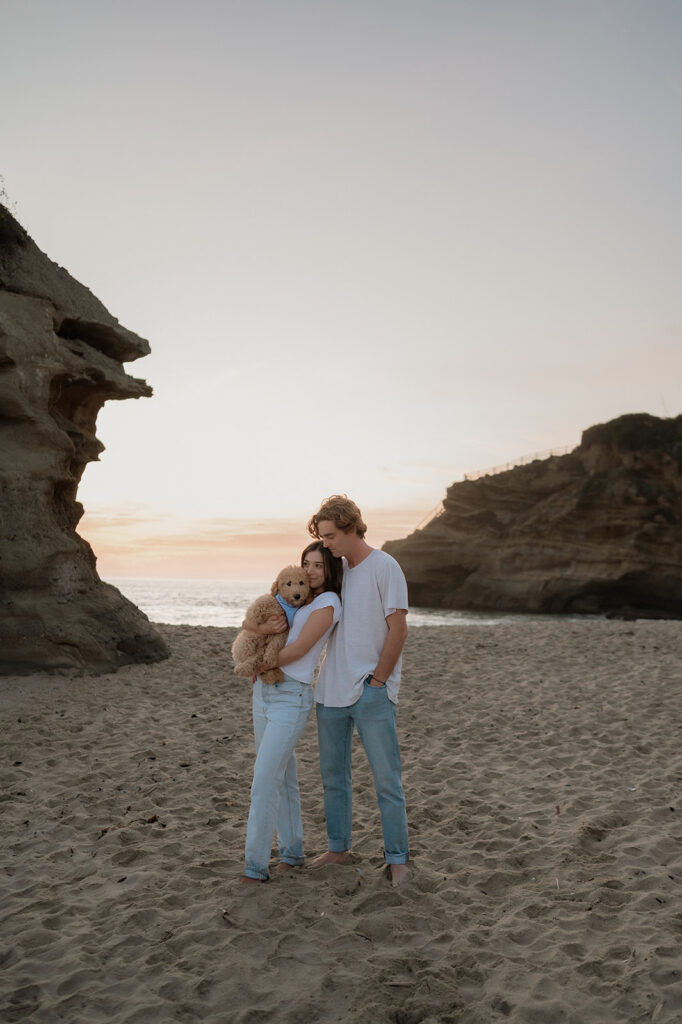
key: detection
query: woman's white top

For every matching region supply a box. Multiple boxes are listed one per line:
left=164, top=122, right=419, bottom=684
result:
left=284, top=591, right=341, bottom=684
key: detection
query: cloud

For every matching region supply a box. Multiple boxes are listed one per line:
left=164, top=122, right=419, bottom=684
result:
left=78, top=503, right=426, bottom=579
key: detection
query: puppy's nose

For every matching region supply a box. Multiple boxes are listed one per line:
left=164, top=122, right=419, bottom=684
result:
left=293, top=592, right=301, bottom=601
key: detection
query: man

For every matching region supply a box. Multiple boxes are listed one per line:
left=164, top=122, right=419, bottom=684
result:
left=307, top=495, right=409, bottom=884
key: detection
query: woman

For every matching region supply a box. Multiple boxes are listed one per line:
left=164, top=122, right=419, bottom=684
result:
left=241, top=541, right=342, bottom=883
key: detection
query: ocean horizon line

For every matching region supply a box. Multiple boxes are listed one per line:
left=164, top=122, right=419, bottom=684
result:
left=104, top=577, right=605, bottom=629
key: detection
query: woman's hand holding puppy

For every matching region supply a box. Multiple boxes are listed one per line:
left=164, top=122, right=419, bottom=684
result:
left=242, top=613, right=288, bottom=635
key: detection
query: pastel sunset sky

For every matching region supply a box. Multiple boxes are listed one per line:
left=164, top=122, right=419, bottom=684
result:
left=3, top=0, right=681, bottom=578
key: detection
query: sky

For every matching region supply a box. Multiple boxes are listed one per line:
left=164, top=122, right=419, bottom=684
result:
left=3, top=0, right=681, bottom=578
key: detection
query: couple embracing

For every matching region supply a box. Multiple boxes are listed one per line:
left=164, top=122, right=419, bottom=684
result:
left=240, top=495, right=410, bottom=886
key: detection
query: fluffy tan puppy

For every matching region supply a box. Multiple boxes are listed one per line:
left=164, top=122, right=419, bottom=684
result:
left=231, top=565, right=311, bottom=685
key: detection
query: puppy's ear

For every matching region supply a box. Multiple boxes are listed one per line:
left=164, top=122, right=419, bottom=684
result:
left=270, top=576, right=280, bottom=596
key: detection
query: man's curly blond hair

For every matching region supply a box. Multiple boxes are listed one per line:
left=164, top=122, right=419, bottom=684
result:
left=307, top=495, right=367, bottom=539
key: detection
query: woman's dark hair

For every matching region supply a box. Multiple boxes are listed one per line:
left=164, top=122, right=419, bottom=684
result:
left=301, top=540, right=343, bottom=597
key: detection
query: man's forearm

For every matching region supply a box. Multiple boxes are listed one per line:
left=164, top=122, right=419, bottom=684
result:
left=372, top=614, right=408, bottom=683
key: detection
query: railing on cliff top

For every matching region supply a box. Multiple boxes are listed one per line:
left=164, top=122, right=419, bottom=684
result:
left=415, top=443, right=577, bottom=531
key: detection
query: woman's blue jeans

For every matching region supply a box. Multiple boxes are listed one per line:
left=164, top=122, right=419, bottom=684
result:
left=244, top=675, right=313, bottom=880
left=315, top=678, right=409, bottom=865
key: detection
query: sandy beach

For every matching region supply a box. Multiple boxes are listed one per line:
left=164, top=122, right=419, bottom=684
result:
left=1, top=620, right=681, bottom=1024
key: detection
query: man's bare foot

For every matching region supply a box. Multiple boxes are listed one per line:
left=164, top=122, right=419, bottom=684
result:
left=240, top=875, right=266, bottom=884
left=274, top=862, right=296, bottom=874
left=309, top=851, right=351, bottom=868
left=388, top=863, right=409, bottom=886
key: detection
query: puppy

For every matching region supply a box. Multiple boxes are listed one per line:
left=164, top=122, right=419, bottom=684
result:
left=231, top=565, right=310, bottom=685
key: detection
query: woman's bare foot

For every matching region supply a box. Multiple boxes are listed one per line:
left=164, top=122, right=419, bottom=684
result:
left=388, top=863, right=409, bottom=886
left=274, top=862, right=296, bottom=874
left=309, top=851, right=351, bottom=868
left=240, top=875, right=266, bottom=884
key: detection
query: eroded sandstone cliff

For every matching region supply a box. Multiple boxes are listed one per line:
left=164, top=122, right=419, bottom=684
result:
left=384, top=414, right=682, bottom=617
left=0, top=204, right=169, bottom=672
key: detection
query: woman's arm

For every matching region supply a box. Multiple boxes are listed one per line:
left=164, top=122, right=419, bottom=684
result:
left=274, top=606, right=334, bottom=667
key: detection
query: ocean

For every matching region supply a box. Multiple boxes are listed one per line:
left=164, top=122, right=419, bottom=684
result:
left=106, top=577, right=538, bottom=628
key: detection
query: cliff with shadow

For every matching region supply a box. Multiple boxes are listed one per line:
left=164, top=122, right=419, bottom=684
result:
left=383, top=414, right=682, bottom=619
left=0, top=204, right=169, bottom=673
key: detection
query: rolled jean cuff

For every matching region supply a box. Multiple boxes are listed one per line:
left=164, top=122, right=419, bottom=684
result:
left=280, top=855, right=305, bottom=867
left=328, top=839, right=351, bottom=853
left=244, top=865, right=269, bottom=881
left=384, top=852, right=409, bottom=865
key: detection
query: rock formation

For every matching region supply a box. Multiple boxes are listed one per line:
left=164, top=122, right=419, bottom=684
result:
left=384, top=414, right=682, bottom=618
left=0, top=204, right=169, bottom=673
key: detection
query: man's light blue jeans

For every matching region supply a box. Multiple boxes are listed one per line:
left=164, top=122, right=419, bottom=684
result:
left=244, top=675, right=313, bottom=880
left=315, top=677, right=409, bottom=865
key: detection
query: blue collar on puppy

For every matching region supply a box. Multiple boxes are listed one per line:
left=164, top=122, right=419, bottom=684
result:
left=275, top=594, right=299, bottom=626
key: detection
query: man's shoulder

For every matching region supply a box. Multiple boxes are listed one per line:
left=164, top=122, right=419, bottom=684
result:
left=371, top=549, right=406, bottom=577
left=344, top=549, right=406, bottom=594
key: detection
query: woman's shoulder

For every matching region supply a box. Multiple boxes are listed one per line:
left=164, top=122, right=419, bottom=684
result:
left=310, top=590, right=341, bottom=610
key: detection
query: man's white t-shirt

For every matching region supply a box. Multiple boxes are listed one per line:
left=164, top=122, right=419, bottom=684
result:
left=284, top=591, right=341, bottom=685
left=315, top=549, right=408, bottom=707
